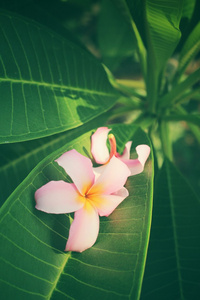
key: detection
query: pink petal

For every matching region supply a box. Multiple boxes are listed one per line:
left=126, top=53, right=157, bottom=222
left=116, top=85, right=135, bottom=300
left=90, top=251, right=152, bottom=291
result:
left=92, top=165, right=107, bottom=181
left=55, top=149, right=95, bottom=195
left=91, top=187, right=129, bottom=217
left=35, top=181, right=84, bottom=214
left=65, top=202, right=99, bottom=252
left=91, top=127, right=111, bottom=164
left=118, top=141, right=132, bottom=160
left=121, top=144, right=150, bottom=176
left=89, top=156, right=130, bottom=195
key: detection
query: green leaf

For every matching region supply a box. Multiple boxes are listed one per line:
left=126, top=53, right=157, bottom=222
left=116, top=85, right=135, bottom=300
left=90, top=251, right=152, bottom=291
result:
left=122, top=0, right=147, bottom=81
left=160, top=68, right=200, bottom=108
left=177, top=106, right=200, bottom=144
left=175, top=22, right=200, bottom=81
left=171, top=87, right=200, bottom=105
left=98, top=0, right=147, bottom=82
left=125, top=0, right=146, bottom=45
left=145, top=0, right=183, bottom=70
left=0, top=10, right=118, bottom=143
left=127, top=0, right=183, bottom=111
left=0, top=113, right=110, bottom=207
left=181, top=0, right=196, bottom=20
left=0, top=124, right=153, bottom=299
left=141, top=159, right=200, bottom=299
left=144, top=0, right=183, bottom=111
left=98, top=0, right=137, bottom=71
left=164, top=113, right=200, bottom=127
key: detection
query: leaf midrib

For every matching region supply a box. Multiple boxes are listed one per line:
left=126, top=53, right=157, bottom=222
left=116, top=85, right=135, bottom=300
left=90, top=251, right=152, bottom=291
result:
left=0, top=133, right=71, bottom=173
left=166, top=161, right=184, bottom=299
left=47, top=252, right=71, bottom=300
left=0, top=77, right=116, bottom=97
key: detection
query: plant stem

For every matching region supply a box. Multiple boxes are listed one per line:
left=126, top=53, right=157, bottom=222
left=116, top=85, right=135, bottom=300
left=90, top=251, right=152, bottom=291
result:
left=130, top=19, right=147, bottom=84
left=160, top=120, right=173, bottom=161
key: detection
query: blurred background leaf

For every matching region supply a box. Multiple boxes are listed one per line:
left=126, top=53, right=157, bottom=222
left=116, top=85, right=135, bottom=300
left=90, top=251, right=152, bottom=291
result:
left=175, top=21, right=200, bottom=82
left=141, top=159, right=200, bottom=299
left=97, top=0, right=137, bottom=72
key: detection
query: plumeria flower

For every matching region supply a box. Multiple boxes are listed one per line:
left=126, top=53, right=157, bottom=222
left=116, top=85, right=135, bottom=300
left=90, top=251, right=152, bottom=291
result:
left=91, top=127, right=150, bottom=176
left=35, top=149, right=130, bottom=252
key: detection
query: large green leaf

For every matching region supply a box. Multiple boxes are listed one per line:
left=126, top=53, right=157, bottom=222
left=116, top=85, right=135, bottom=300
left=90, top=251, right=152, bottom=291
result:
left=0, top=113, right=110, bottom=207
left=144, top=0, right=183, bottom=70
left=0, top=10, right=118, bottom=143
left=141, top=159, right=200, bottom=299
left=0, top=124, right=153, bottom=299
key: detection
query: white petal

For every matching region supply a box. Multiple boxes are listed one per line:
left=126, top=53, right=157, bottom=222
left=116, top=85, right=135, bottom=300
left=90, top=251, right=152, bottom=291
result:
left=91, top=187, right=129, bottom=217
left=121, top=144, right=151, bottom=176
left=91, top=127, right=111, bottom=164
left=55, top=149, right=95, bottom=195
left=89, top=156, right=130, bottom=195
left=136, top=144, right=151, bottom=166
left=92, top=165, right=107, bottom=181
left=65, top=202, right=99, bottom=252
left=119, top=141, right=132, bottom=160
left=35, top=181, right=84, bottom=214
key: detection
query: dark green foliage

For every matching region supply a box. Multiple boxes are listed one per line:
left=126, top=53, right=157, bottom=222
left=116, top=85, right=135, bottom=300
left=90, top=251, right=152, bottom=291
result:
left=0, top=0, right=199, bottom=299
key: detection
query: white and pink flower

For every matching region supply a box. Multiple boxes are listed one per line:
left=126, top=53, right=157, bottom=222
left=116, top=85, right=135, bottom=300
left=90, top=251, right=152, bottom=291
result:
left=35, top=149, right=130, bottom=252
left=35, top=127, right=150, bottom=253
left=91, top=127, right=150, bottom=176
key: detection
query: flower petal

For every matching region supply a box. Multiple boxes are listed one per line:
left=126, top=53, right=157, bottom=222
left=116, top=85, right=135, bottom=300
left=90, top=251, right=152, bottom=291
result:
left=121, top=144, right=150, bottom=176
left=35, top=181, right=84, bottom=214
left=65, top=202, right=99, bottom=252
left=91, top=127, right=111, bottom=164
left=91, top=187, right=129, bottom=217
left=55, top=149, right=95, bottom=195
left=89, top=156, right=130, bottom=195
left=118, top=141, right=132, bottom=160
left=92, top=165, right=107, bottom=181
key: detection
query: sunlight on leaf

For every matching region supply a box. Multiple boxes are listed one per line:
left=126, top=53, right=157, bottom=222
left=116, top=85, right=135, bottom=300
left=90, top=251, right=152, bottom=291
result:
left=0, top=113, right=109, bottom=207
left=0, top=11, right=118, bottom=143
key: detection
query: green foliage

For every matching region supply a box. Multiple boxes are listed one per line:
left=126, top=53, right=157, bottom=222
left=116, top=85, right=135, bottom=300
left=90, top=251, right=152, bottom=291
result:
left=175, top=22, right=200, bottom=81
left=0, top=0, right=199, bottom=299
left=0, top=126, right=153, bottom=300
left=0, top=11, right=118, bottom=143
left=141, top=159, right=200, bottom=299
left=0, top=113, right=110, bottom=207
left=182, top=0, right=196, bottom=19
left=98, top=0, right=137, bottom=71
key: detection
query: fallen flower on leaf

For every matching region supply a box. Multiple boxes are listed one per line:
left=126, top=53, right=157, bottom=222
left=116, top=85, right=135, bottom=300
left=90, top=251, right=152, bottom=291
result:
left=91, top=127, right=150, bottom=176
left=35, top=149, right=130, bottom=252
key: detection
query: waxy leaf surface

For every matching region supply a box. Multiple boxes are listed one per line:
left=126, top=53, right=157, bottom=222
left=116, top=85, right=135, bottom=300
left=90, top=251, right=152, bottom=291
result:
left=141, top=159, right=200, bottom=299
left=0, top=124, right=153, bottom=299
left=0, top=11, right=118, bottom=143
left=0, top=113, right=110, bottom=207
